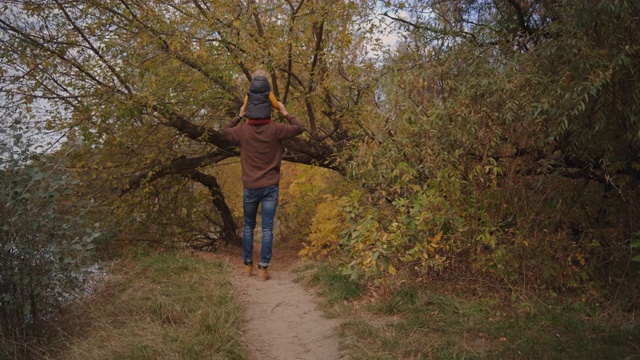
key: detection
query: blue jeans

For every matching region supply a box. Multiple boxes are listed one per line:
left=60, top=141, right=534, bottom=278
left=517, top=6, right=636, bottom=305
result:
left=243, top=185, right=279, bottom=268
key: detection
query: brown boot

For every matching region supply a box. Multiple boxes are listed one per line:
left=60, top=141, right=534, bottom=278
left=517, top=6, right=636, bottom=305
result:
left=258, top=265, right=271, bottom=281
left=243, top=261, right=253, bottom=277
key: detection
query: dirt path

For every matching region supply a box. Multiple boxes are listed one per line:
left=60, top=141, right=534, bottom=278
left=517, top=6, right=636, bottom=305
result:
left=198, top=248, right=345, bottom=360
left=232, top=268, right=344, bottom=360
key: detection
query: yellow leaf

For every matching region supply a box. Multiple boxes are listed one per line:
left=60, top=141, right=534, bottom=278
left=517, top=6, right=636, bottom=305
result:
left=388, top=264, right=397, bottom=275
left=431, top=231, right=443, bottom=244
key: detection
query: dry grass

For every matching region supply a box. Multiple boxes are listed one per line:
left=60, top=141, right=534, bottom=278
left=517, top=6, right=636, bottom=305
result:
left=46, top=252, right=245, bottom=360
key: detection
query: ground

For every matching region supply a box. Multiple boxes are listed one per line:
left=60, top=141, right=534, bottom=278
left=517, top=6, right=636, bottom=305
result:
left=198, top=245, right=345, bottom=360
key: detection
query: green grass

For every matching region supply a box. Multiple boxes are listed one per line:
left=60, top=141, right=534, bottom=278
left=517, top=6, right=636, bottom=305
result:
left=308, top=264, right=366, bottom=305
left=47, top=252, right=246, bottom=360
left=293, top=262, right=366, bottom=318
left=304, top=265, right=640, bottom=360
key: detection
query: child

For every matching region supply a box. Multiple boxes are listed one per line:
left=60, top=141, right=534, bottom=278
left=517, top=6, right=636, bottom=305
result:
left=241, top=69, right=280, bottom=124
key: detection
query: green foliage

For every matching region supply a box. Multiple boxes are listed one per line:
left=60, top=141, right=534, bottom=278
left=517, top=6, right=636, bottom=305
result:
left=337, top=156, right=498, bottom=283
left=337, top=185, right=450, bottom=282
left=0, top=129, right=103, bottom=359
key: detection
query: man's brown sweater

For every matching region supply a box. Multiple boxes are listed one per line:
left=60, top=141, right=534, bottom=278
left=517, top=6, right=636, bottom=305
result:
left=221, top=114, right=305, bottom=189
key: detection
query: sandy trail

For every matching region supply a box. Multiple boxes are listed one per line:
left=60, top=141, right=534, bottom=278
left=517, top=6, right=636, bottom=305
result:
left=198, top=248, right=345, bottom=360
left=232, top=268, right=344, bottom=360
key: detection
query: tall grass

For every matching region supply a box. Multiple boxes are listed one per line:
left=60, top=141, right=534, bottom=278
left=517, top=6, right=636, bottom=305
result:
left=46, top=252, right=245, bottom=360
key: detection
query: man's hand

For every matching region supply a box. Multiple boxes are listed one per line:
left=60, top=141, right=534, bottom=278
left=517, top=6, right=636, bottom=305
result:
left=277, top=102, right=289, bottom=117
left=239, top=104, right=247, bottom=118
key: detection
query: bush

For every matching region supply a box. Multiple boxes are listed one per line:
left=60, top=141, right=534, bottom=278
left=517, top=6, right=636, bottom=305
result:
left=0, top=132, right=103, bottom=359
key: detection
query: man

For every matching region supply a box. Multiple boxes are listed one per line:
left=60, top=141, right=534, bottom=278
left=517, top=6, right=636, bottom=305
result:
left=222, top=72, right=305, bottom=281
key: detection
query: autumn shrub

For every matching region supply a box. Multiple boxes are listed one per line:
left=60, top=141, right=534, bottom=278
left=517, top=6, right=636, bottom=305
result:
left=335, top=118, right=639, bottom=296
left=298, top=194, right=346, bottom=259
left=326, top=75, right=639, bottom=298
left=334, top=166, right=492, bottom=282
left=310, top=0, right=640, bottom=304
left=335, top=126, right=640, bottom=298
left=277, top=163, right=347, bottom=246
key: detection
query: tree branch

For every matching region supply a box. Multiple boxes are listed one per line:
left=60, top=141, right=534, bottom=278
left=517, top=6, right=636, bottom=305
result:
left=0, top=17, right=117, bottom=94
left=115, top=0, right=244, bottom=104
left=306, top=17, right=324, bottom=134
left=123, top=152, right=233, bottom=194
left=53, top=0, right=133, bottom=94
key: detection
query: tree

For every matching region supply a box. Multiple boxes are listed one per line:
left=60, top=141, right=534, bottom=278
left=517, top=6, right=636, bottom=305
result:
left=0, top=0, right=380, bottom=247
left=379, top=0, right=640, bottom=186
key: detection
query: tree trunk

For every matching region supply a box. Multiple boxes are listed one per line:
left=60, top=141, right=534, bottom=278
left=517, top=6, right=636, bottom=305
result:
left=185, top=171, right=241, bottom=247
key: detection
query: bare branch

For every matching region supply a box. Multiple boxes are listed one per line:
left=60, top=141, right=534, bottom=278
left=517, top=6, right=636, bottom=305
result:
left=0, top=17, right=116, bottom=93
left=53, top=0, right=133, bottom=94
